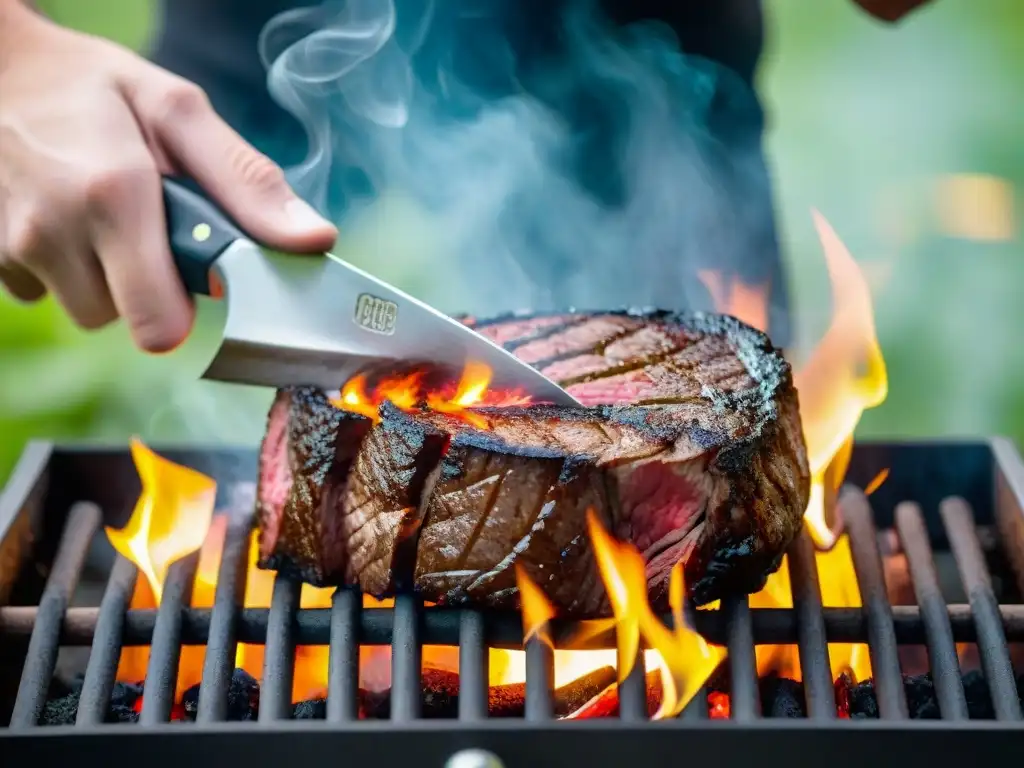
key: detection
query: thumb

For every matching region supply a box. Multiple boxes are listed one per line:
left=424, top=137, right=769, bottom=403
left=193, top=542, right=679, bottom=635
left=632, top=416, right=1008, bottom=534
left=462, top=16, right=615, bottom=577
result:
left=146, top=81, right=337, bottom=252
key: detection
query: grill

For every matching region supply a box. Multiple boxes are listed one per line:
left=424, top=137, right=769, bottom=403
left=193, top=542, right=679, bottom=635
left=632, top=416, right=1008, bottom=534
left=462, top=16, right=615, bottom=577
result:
left=0, top=439, right=1022, bottom=766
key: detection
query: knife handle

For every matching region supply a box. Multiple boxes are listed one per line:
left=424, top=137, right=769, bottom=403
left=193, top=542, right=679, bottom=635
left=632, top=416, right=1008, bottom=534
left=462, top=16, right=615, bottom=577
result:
left=162, top=177, right=244, bottom=296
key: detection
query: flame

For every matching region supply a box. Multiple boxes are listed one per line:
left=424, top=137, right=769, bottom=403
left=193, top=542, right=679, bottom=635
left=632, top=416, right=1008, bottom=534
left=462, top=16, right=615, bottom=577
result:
left=331, top=361, right=531, bottom=428
left=106, top=439, right=217, bottom=603
left=697, top=270, right=770, bottom=333
left=515, top=563, right=556, bottom=646
left=795, top=211, right=888, bottom=549
left=585, top=510, right=726, bottom=718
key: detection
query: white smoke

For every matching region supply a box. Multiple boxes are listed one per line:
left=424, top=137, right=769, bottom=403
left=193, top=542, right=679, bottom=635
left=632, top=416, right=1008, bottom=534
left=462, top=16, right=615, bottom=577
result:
left=260, top=0, right=781, bottom=322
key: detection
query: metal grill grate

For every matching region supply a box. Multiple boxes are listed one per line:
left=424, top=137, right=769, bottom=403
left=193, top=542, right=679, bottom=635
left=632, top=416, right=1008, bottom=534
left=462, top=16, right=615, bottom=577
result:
left=0, top=440, right=1022, bottom=764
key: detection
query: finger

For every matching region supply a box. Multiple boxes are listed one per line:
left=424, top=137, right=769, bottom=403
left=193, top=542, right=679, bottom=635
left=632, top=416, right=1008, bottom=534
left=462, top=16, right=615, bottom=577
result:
left=143, top=81, right=337, bottom=252
left=0, top=262, right=47, bottom=303
left=3, top=211, right=116, bottom=327
left=30, top=247, right=118, bottom=329
left=85, top=160, right=194, bottom=352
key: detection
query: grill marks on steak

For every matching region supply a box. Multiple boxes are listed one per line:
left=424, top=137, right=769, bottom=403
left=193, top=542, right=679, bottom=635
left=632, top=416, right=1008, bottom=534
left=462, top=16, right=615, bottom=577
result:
left=256, top=388, right=372, bottom=583
left=341, top=404, right=449, bottom=594
left=256, top=310, right=810, bottom=615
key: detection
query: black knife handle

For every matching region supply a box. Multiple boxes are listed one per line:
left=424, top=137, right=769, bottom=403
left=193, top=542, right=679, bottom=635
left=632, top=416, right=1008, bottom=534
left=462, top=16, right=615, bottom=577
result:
left=162, top=177, right=244, bottom=295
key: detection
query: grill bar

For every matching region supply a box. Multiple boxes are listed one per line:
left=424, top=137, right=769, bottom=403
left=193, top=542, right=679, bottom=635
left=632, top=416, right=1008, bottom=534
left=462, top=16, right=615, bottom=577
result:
left=3, top=602, right=1022, bottom=647
left=9, top=503, right=100, bottom=728
left=75, top=557, right=137, bottom=726
left=327, top=588, right=360, bottom=722
left=196, top=522, right=249, bottom=723
left=680, top=687, right=708, bottom=720
left=258, top=574, right=300, bottom=722
left=786, top=528, right=837, bottom=719
left=139, top=553, right=199, bottom=725
left=524, top=636, right=554, bottom=720
left=457, top=610, right=488, bottom=721
left=390, top=594, right=422, bottom=721
left=617, top=650, right=647, bottom=721
left=894, top=502, right=969, bottom=720
left=724, top=596, right=760, bottom=720
left=842, top=489, right=910, bottom=719
left=940, top=498, right=1023, bottom=721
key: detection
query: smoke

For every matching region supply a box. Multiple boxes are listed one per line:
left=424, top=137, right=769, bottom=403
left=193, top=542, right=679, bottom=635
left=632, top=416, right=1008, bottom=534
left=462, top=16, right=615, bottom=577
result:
left=259, top=0, right=782, bottom=322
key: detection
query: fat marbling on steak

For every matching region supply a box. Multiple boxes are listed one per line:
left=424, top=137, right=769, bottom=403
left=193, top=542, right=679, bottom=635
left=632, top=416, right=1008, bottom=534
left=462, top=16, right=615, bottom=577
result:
left=255, top=310, right=810, bottom=615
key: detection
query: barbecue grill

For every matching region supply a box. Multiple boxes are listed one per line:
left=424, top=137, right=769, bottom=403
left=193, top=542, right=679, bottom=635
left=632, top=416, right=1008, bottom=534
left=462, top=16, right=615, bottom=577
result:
left=0, top=439, right=1022, bottom=766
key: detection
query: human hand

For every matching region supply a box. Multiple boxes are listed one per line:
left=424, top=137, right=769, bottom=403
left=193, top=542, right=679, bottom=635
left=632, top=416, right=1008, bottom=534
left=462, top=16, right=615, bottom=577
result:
left=0, top=4, right=337, bottom=352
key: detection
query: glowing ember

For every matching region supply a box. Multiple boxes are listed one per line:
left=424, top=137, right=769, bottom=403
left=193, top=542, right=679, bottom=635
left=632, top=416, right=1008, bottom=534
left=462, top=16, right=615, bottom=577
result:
left=331, top=361, right=531, bottom=428
left=864, top=468, right=890, bottom=497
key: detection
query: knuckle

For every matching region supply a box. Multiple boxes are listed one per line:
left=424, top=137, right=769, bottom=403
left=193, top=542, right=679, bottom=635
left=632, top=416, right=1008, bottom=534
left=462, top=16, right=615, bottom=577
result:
left=230, top=145, right=287, bottom=194
left=154, top=82, right=210, bottom=125
left=81, top=163, right=155, bottom=212
left=6, top=211, right=52, bottom=267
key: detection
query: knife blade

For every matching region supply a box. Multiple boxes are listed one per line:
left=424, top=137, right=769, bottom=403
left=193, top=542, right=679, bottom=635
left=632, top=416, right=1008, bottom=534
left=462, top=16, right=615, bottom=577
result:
left=162, top=178, right=581, bottom=406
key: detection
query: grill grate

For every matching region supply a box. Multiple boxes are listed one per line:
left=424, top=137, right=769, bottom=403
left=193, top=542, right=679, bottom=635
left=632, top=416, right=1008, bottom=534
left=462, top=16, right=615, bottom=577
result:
left=0, top=440, right=1022, bottom=763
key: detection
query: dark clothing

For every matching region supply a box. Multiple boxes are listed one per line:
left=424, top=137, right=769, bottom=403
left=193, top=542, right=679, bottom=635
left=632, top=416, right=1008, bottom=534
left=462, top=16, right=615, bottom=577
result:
left=151, top=0, right=791, bottom=345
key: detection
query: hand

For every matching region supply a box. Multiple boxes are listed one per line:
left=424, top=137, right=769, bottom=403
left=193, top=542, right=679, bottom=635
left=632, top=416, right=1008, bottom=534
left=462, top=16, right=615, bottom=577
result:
left=0, top=5, right=338, bottom=352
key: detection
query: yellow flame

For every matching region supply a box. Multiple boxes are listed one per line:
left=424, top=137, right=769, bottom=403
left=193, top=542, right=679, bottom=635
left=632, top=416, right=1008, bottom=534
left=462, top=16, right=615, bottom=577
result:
left=795, top=211, right=888, bottom=548
left=515, top=563, right=557, bottom=646
left=105, top=439, right=217, bottom=602
left=586, top=510, right=726, bottom=718
left=750, top=531, right=872, bottom=682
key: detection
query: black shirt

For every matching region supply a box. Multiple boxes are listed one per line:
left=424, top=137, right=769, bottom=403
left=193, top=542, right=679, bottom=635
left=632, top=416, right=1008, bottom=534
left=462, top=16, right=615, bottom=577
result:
left=151, top=0, right=791, bottom=344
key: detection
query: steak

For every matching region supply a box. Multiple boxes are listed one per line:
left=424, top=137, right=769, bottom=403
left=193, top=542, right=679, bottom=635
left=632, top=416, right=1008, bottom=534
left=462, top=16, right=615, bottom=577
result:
left=256, top=309, right=810, bottom=614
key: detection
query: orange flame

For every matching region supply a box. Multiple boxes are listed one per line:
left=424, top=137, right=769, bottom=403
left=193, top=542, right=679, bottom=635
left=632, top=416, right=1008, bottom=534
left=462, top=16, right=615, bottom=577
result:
left=701, top=211, right=888, bottom=687
left=585, top=510, right=726, bottom=718
left=696, top=271, right=770, bottom=333
left=796, top=211, right=889, bottom=549
left=515, top=563, right=557, bottom=646
left=331, top=361, right=531, bottom=428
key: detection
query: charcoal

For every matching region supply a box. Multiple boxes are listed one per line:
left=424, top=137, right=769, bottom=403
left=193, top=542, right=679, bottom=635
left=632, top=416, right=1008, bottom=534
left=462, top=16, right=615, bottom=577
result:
left=180, top=669, right=260, bottom=721
left=292, top=698, right=327, bottom=719
left=761, top=676, right=806, bottom=718
left=40, top=680, right=142, bottom=726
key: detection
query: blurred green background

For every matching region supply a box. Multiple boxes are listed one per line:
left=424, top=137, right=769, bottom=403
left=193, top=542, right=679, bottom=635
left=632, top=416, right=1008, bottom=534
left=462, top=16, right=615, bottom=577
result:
left=2, top=0, right=1022, bottom=483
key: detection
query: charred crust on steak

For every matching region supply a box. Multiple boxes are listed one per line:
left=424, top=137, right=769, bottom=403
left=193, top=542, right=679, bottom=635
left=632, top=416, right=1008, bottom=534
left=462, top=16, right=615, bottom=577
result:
left=255, top=309, right=810, bottom=615
left=256, top=387, right=372, bottom=586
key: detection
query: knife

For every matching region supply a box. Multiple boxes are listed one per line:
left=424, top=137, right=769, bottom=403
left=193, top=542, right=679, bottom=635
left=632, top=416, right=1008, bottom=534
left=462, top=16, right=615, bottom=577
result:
left=161, top=178, right=581, bottom=406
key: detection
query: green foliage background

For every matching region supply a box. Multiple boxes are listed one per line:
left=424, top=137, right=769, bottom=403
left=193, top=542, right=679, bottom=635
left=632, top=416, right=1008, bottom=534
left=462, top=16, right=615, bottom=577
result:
left=2, top=0, right=1021, bottom=482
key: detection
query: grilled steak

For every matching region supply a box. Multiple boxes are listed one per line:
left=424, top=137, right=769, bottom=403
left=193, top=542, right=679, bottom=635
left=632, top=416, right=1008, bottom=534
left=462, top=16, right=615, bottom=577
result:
left=256, top=310, right=810, bottom=614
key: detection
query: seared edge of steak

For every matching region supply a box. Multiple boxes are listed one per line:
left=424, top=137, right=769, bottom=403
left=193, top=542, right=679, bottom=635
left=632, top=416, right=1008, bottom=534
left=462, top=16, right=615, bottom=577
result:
left=256, top=387, right=372, bottom=585
left=341, top=402, right=451, bottom=596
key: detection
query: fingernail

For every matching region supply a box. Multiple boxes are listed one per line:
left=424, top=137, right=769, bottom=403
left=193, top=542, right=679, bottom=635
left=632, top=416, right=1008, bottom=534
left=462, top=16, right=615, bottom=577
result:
left=284, top=198, right=331, bottom=231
